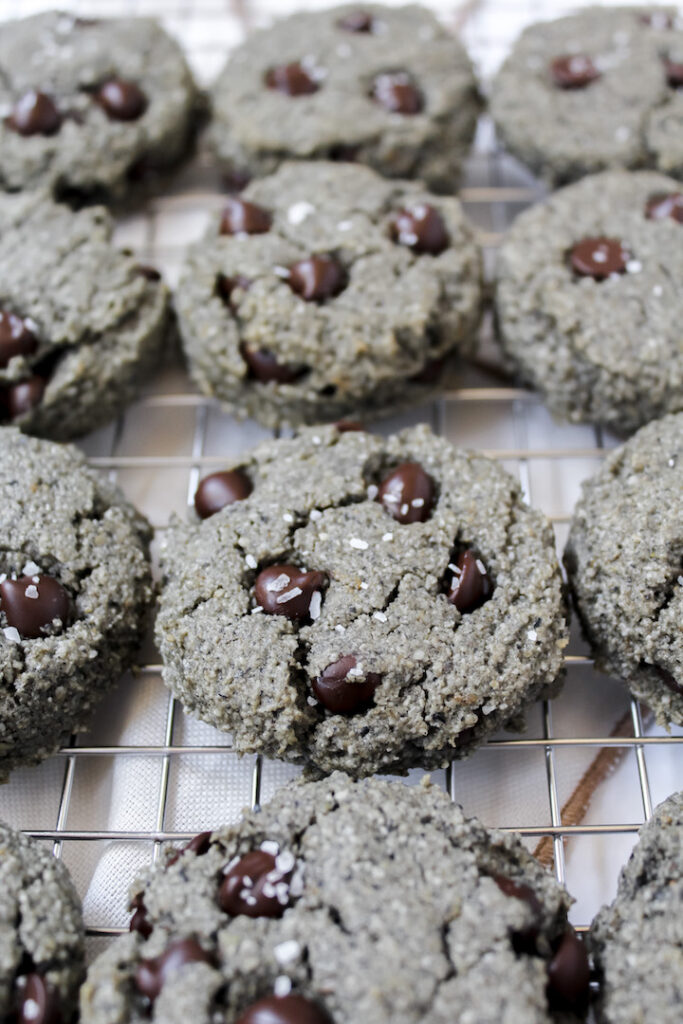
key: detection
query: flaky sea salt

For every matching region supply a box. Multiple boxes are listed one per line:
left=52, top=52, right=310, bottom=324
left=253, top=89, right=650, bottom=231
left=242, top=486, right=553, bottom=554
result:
left=309, top=591, right=322, bottom=620
left=274, top=977, right=292, bottom=997
left=274, top=940, right=301, bottom=965
left=287, top=201, right=315, bottom=225
left=349, top=537, right=368, bottom=550
left=25, top=585, right=39, bottom=599
left=3, top=627, right=20, bottom=643
left=22, top=561, right=40, bottom=577
left=245, top=554, right=257, bottom=569
left=277, top=587, right=303, bottom=604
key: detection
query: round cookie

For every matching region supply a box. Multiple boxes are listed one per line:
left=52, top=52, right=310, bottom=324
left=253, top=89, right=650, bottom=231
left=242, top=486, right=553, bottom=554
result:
left=0, top=427, right=153, bottom=780
left=175, top=161, right=482, bottom=429
left=564, top=413, right=683, bottom=725
left=0, top=10, right=200, bottom=204
left=208, top=3, right=481, bottom=194
left=80, top=773, right=590, bottom=1024
left=156, top=424, right=568, bottom=777
left=495, top=170, right=683, bottom=433
left=490, top=7, right=683, bottom=186
left=0, top=821, right=84, bottom=1022
left=589, top=791, right=683, bottom=1024
left=0, top=189, right=169, bottom=440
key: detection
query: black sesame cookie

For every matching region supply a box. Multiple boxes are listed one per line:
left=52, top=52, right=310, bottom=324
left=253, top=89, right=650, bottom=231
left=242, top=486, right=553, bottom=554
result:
left=208, top=3, right=481, bottom=194
left=495, top=170, right=683, bottom=434
left=175, top=161, right=482, bottom=429
left=564, top=413, right=682, bottom=724
left=0, top=427, right=153, bottom=780
left=0, top=189, right=169, bottom=441
left=0, top=820, right=85, bottom=1023
left=157, top=424, right=568, bottom=777
left=490, top=7, right=683, bottom=186
left=589, top=791, right=683, bottom=1024
left=0, top=10, right=200, bottom=204
left=80, top=773, right=591, bottom=1024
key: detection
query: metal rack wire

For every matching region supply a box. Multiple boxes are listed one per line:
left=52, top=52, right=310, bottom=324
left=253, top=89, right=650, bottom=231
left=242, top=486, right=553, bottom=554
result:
left=1, top=0, right=680, bottom=958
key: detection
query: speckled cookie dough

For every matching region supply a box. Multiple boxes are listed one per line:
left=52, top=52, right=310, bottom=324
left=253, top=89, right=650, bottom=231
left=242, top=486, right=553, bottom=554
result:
left=208, top=3, right=481, bottom=194
left=0, top=189, right=169, bottom=440
left=564, top=413, right=683, bottom=724
left=0, top=821, right=84, bottom=1022
left=0, top=428, right=153, bottom=779
left=157, top=424, right=567, bottom=777
left=589, top=791, right=683, bottom=1024
left=175, top=161, right=482, bottom=429
left=0, top=9, right=200, bottom=204
left=80, top=773, right=591, bottom=1024
left=495, top=170, right=683, bottom=433
left=490, top=7, right=683, bottom=186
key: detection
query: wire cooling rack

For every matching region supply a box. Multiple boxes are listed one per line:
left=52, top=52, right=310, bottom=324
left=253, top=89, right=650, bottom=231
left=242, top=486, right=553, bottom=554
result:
left=0, top=0, right=681, bottom=972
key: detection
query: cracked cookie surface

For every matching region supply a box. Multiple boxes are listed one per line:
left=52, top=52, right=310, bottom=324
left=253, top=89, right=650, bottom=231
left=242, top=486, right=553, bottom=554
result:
left=0, top=820, right=84, bottom=1022
left=208, top=3, right=480, bottom=194
left=80, top=773, right=589, bottom=1024
left=491, top=6, right=683, bottom=186
left=565, top=413, right=683, bottom=725
left=0, top=10, right=199, bottom=203
left=156, top=424, right=567, bottom=776
left=589, top=791, right=683, bottom=1024
left=495, top=170, right=683, bottom=433
left=175, top=161, right=482, bottom=429
left=0, top=427, right=153, bottom=779
left=0, top=190, right=169, bottom=440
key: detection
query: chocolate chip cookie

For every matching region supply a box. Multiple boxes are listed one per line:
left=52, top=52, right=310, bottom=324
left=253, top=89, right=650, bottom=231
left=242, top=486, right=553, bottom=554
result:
left=490, top=7, right=683, bottom=186
left=0, top=10, right=200, bottom=203
left=175, top=161, right=482, bottom=429
left=80, top=773, right=590, bottom=1024
left=0, top=189, right=169, bottom=440
left=564, top=413, right=683, bottom=724
left=590, top=791, right=683, bottom=1024
left=156, top=424, right=567, bottom=777
left=0, top=427, right=153, bottom=779
left=0, top=821, right=84, bottom=1023
left=208, top=3, right=480, bottom=194
left=495, top=170, right=683, bottom=433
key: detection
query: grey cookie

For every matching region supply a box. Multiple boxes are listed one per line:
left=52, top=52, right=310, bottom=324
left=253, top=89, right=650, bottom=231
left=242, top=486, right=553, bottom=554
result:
left=0, top=10, right=200, bottom=204
left=495, top=170, right=683, bottom=433
left=0, top=428, right=153, bottom=779
left=564, top=413, right=683, bottom=725
left=208, top=3, right=481, bottom=194
left=490, top=6, right=683, bottom=186
left=175, top=161, right=482, bottom=429
left=0, top=820, right=84, bottom=1022
left=80, top=772, right=590, bottom=1024
left=156, top=424, right=567, bottom=777
left=589, top=792, right=683, bottom=1024
left=0, top=190, right=169, bottom=441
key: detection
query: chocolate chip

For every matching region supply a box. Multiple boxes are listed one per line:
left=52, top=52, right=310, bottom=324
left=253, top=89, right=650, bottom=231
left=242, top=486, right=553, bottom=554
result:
left=135, top=265, right=162, bottom=281
left=287, top=255, right=347, bottom=302
left=129, top=894, right=153, bottom=939
left=665, top=58, right=683, bottom=88
left=447, top=550, right=493, bottom=614
left=216, top=274, right=251, bottom=308
left=167, top=830, right=214, bottom=867
left=546, top=928, right=591, bottom=1014
left=410, top=355, right=447, bottom=386
left=492, top=873, right=543, bottom=955
left=17, top=974, right=62, bottom=1024
left=219, top=849, right=293, bottom=918
left=570, top=237, right=628, bottom=279
left=338, top=10, right=374, bottom=32
left=377, top=462, right=435, bottom=524
left=0, top=575, right=71, bottom=640
left=0, top=312, right=38, bottom=369
left=95, top=79, right=147, bottom=120
left=265, top=63, right=320, bottom=96
left=7, top=91, right=61, bottom=136
left=335, top=420, right=364, bottom=432
left=390, top=205, right=448, bottom=255
left=236, top=994, right=332, bottom=1024
left=550, top=55, right=601, bottom=89
left=240, top=344, right=306, bottom=384
left=135, top=939, right=214, bottom=1002
left=4, top=376, right=46, bottom=420
left=371, top=72, right=423, bottom=114
left=254, top=565, right=326, bottom=621
left=654, top=665, right=683, bottom=696
left=311, top=655, right=381, bottom=714
left=646, top=192, right=683, bottom=223
left=219, top=198, right=272, bottom=236
left=194, top=470, right=253, bottom=519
